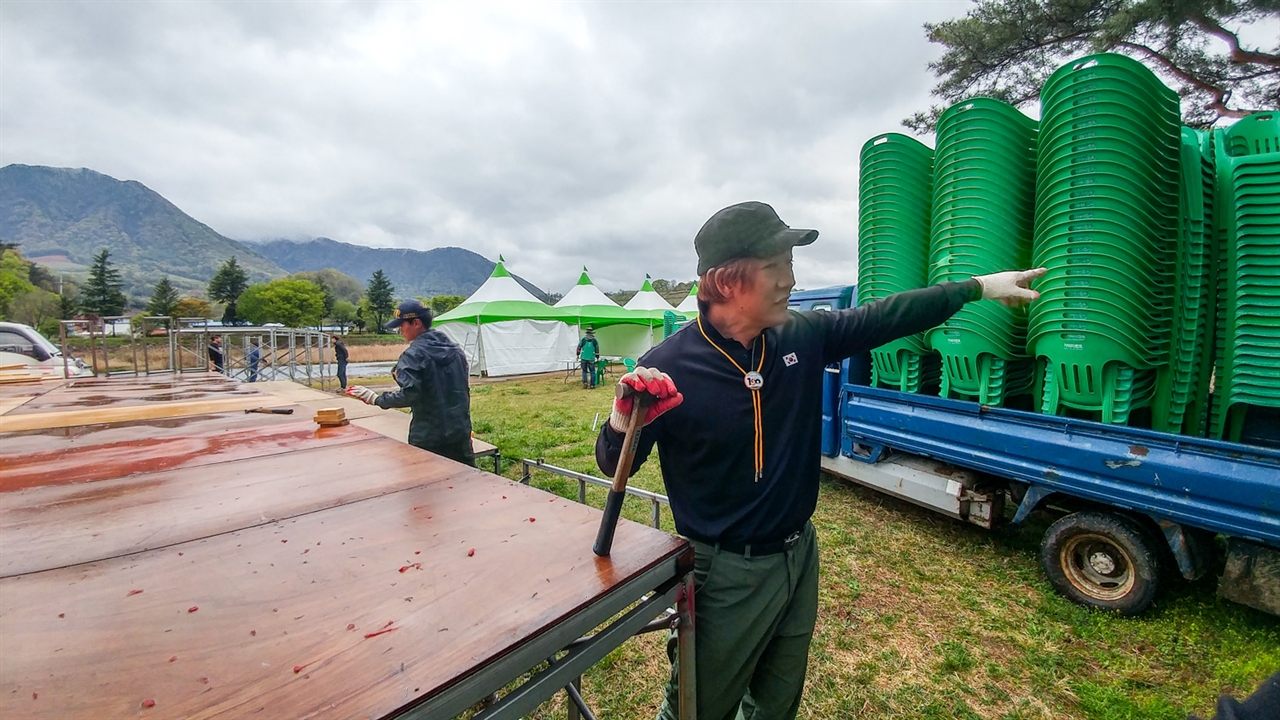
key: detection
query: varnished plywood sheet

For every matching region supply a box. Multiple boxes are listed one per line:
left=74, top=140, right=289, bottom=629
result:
left=7, top=373, right=252, bottom=414
left=0, top=476, right=684, bottom=720
left=0, top=439, right=467, bottom=576
left=0, top=395, right=293, bottom=432
left=0, top=419, right=377, bottom=492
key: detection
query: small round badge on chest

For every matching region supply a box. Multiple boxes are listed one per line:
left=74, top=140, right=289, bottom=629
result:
left=744, top=371, right=764, bottom=390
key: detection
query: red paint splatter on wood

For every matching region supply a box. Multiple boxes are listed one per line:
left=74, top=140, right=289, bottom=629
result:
left=363, top=627, right=398, bottom=639
left=529, top=517, right=536, bottom=522
left=281, top=539, right=287, bottom=543
left=346, top=623, right=355, bottom=631
left=169, top=656, right=178, bottom=663
left=188, top=606, right=198, bottom=613
left=250, top=630, right=256, bottom=636
left=398, top=563, right=422, bottom=573
left=414, top=551, right=420, bottom=555
left=142, top=699, right=155, bottom=708
left=302, top=549, right=310, bottom=554
left=467, top=548, right=475, bottom=557
left=58, top=613, right=65, bottom=618
left=198, top=677, right=209, bottom=684
left=502, top=495, right=507, bottom=499
left=293, top=661, right=316, bottom=674
left=127, top=589, right=143, bottom=596
left=31, top=692, right=37, bottom=700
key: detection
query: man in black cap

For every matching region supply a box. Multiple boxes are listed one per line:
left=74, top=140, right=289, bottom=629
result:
left=596, top=201, right=1043, bottom=720
left=347, top=299, right=475, bottom=466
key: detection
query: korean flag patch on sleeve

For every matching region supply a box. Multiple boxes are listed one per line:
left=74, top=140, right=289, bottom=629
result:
left=783, top=352, right=798, bottom=367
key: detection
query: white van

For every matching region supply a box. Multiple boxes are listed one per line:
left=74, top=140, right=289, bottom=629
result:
left=0, top=322, right=91, bottom=377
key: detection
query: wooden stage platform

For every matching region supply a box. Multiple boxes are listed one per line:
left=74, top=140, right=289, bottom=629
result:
left=1, top=373, right=694, bottom=719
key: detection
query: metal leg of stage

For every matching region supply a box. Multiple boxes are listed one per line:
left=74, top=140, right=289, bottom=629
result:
left=676, top=571, right=697, bottom=720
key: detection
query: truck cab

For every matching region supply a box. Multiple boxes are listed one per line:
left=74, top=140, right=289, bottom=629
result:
left=0, top=322, right=89, bottom=377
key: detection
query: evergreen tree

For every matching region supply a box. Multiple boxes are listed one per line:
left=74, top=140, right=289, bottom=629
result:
left=905, top=0, right=1280, bottom=132
left=81, top=248, right=127, bottom=317
left=365, top=269, right=396, bottom=333
left=209, top=256, right=250, bottom=325
left=146, top=277, right=181, bottom=316
left=58, top=288, right=79, bottom=320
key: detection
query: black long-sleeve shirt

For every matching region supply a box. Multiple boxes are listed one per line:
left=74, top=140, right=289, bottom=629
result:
left=596, top=280, right=981, bottom=546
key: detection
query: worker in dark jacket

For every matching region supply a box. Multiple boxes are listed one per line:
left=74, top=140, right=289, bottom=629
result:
left=347, top=299, right=475, bottom=466
left=333, top=336, right=349, bottom=390
left=596, top=201, right=1044, bottom=720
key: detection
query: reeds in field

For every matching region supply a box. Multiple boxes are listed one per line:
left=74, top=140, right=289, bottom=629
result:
left=343, top=343, right=407, bottom=363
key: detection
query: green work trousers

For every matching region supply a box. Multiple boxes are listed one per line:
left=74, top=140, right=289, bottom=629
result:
left=657, top=521, right=819, bottom=720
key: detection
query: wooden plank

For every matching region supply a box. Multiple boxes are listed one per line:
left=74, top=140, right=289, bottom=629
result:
left=1, top=419, right=377, bottom=493
left=0, top=395, right=292, bottom=432
left=0, top=477, right=684, bottom=720
left=0, top=438, right=461, bottom=576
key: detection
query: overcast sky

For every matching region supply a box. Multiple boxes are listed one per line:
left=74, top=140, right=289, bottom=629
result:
left=6, top=1, right=998, bottom=292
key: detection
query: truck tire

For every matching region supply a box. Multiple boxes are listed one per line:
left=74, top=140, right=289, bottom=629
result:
left=1040, top=511, right=1162, bottom=615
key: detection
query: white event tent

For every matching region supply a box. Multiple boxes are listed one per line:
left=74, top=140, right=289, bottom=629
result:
left=554, top=268, right=655, bottom=361
left=622, top=275, right=677, bottom=349
left=433, top=259, right=577, bottom=377
left=674, top=282, right=699, bottom=315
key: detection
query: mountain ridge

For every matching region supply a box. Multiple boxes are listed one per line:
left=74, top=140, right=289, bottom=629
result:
left=0, top=164, right=283, bottom=295
left=248, top=237, right=549, bottom=302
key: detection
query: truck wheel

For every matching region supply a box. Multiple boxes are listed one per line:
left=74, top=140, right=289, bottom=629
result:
left=1040, top=511, right=1162, bottom=615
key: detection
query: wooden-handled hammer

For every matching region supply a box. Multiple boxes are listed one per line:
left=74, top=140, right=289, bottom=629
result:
left=593, top=384, right=652, bottom=557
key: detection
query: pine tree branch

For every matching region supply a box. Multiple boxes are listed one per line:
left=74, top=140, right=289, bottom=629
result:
left=1116, top=41, right=1256, bottom=118
left=1188, top=12, right=1280, bottom=67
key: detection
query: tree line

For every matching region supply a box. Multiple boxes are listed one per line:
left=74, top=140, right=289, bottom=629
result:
left=0, top=245, right=466, bottom=336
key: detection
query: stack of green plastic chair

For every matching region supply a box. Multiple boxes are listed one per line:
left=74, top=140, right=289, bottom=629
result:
left=1186, top=128, right=1222, bottom=437
left=927, top=98, right=1038, bottom=406
left=1028, top=53, right=1181, bottom=425
left=1149, top=127, right=1217, bottom=433
left=1207, top=112, right=1280, bottom=442
left=858, top=133, right=938, bottom=393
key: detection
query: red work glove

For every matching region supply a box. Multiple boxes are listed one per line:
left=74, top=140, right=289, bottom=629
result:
left=608, top=366, right=683, bottom=432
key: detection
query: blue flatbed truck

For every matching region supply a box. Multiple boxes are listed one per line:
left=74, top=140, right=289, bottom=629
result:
left=789, top=285, right=1280, bottom=616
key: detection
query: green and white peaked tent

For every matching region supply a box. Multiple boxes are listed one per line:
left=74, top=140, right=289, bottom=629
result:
left=675, top=282, right=699, bottom=315
left=433, top=257, right=576, bottom=377
left=623, top=275, right=677, bottom=316
left=555, top=267, right=654, bottom=360
left=619, top=275, right=677, bottom=352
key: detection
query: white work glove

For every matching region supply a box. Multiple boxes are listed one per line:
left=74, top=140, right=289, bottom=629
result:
left=609, top=366, right=683, bottom=432
left=973, top=267, right=1047, bottom=308
left=346, top=385, right=380, bottom=405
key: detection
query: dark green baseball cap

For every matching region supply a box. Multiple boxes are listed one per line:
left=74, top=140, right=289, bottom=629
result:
left=385, top=299, right=432, bottom=330
left=694, top=201, right=818, bottom=275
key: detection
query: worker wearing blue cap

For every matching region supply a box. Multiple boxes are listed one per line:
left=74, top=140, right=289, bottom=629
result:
left=347, top=299, right=475, bottom=466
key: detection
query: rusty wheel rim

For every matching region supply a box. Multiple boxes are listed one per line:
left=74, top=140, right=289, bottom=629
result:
left=1061, top=532, right=1135, bottom=601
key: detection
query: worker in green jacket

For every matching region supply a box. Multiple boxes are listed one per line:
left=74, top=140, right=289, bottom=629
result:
left=577, top=326, right=600, bottom=389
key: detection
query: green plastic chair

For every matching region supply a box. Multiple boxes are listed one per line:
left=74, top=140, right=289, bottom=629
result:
left=623, top=358, right=637, bottom=374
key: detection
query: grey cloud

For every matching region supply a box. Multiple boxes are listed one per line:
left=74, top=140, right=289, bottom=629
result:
left=2, top=0, right=970, bottom=294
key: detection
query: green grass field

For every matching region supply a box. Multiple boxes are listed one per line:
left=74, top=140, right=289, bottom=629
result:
left=467, top=375, right=1278, bottom=720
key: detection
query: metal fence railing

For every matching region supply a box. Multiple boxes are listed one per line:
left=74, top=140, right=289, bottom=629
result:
left=58, top=317, right=335, bottom=390
left=520, top=458, right=669, bottom=529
